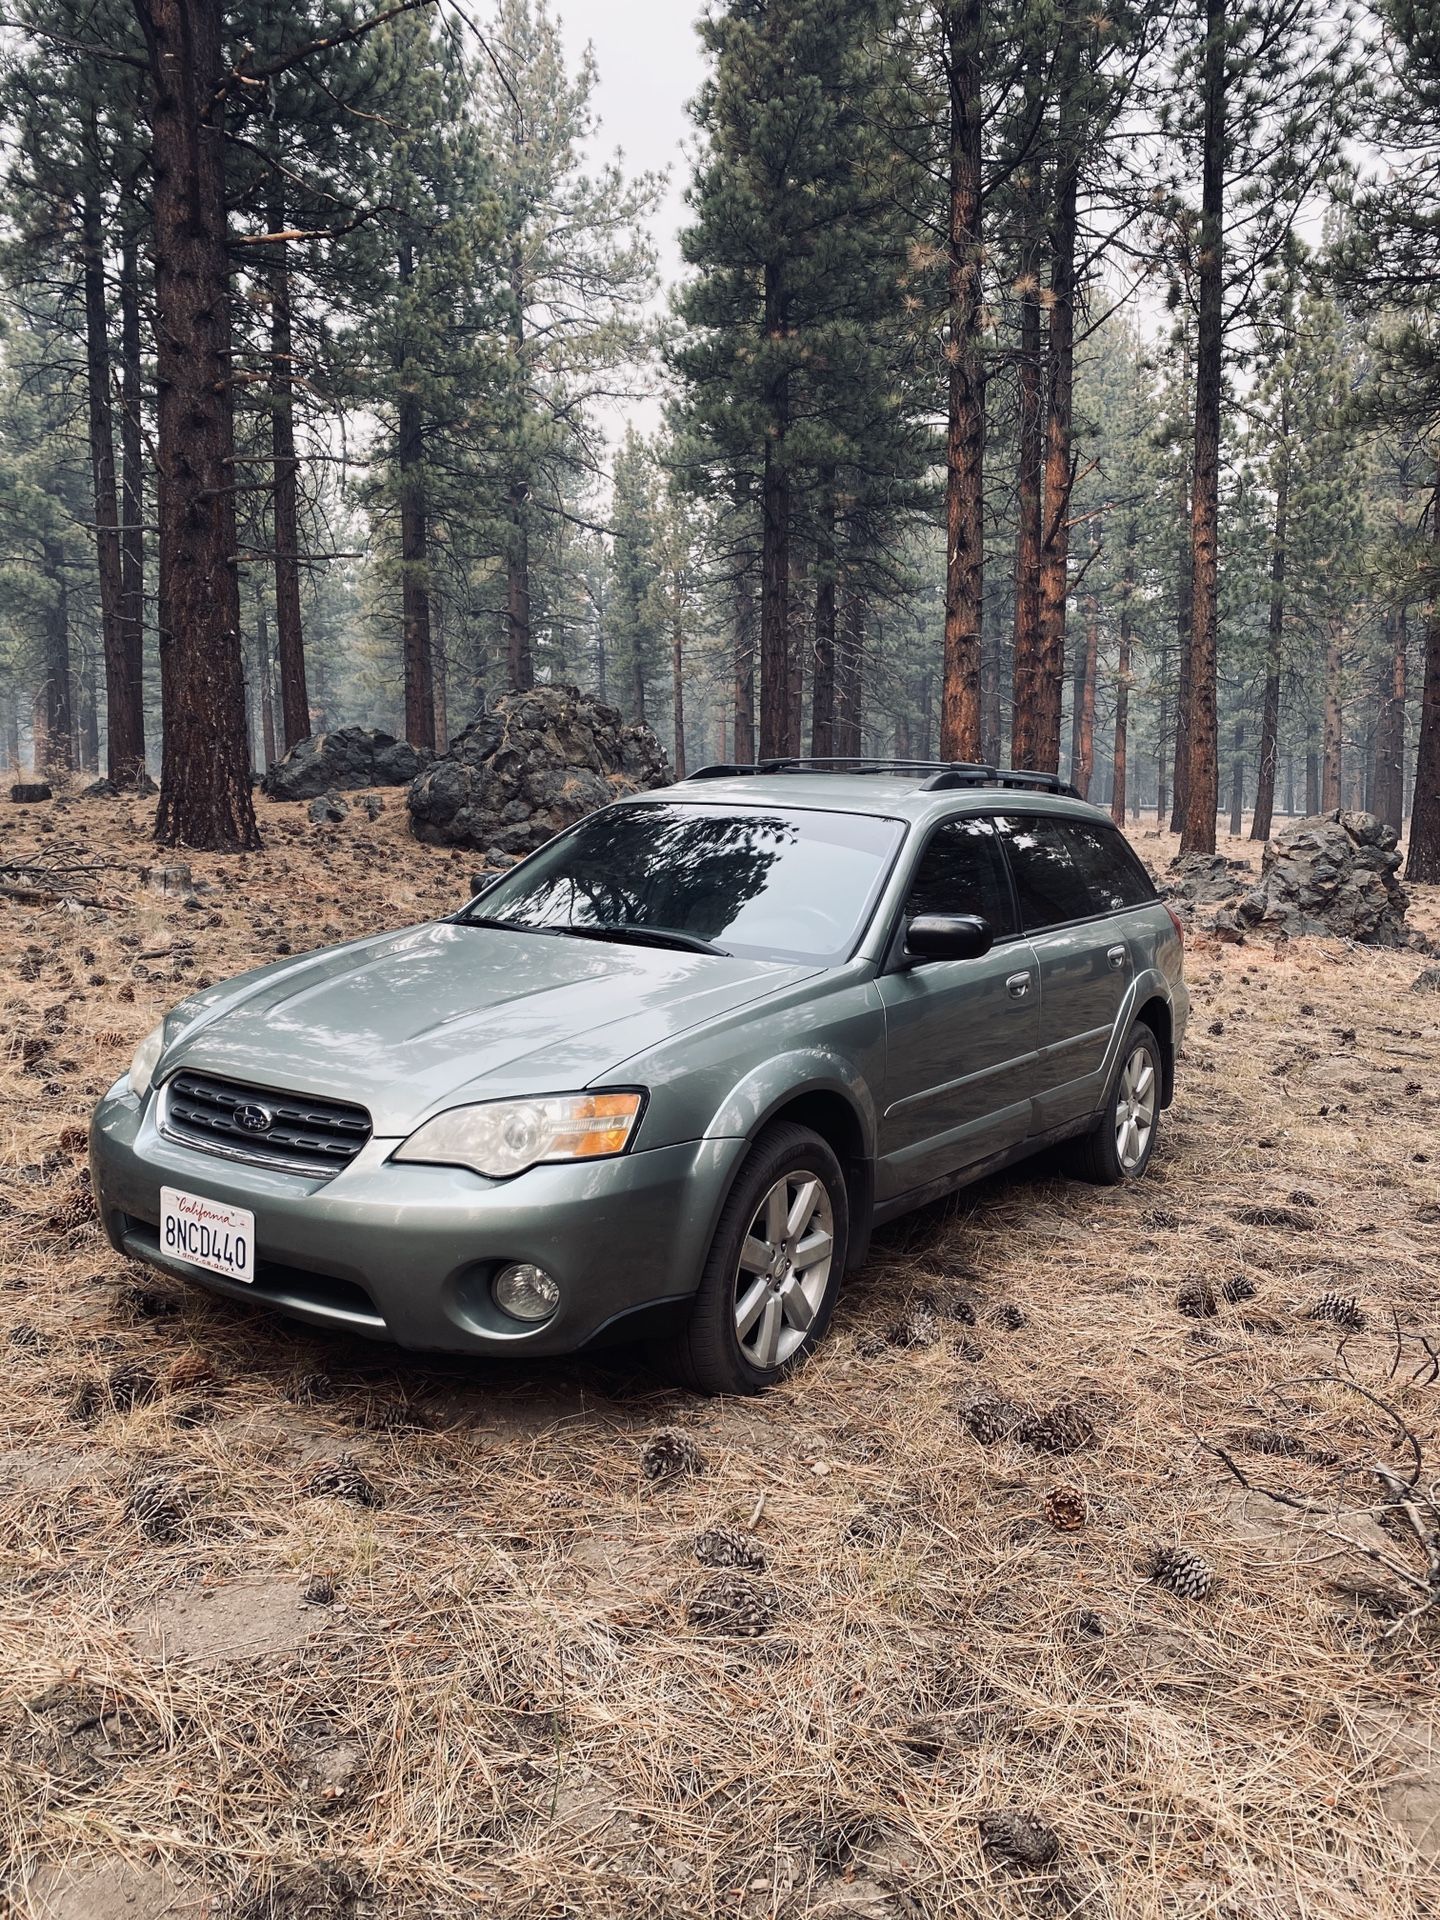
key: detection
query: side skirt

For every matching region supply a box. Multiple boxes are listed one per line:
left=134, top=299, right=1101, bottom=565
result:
left=870, top=1114, right=1099, bottom=1230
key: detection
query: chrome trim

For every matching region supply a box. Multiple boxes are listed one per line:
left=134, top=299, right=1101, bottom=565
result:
left=155, top=1080, right=346, bottom=1181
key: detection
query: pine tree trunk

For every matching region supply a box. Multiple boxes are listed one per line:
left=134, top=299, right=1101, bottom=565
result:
left=1406, top=493, right=1440, bottom=881
left=1010, top=277, right=1044, bottom=769
left=1321, top=628, right=1343, bottom=810
left=1157, top=636, right=1169, bottom=822
left=1170, top=500, right=1193, bottom=834
left=268, top=196, right=311, bottom=750
left=1073, top=586, right=1098, bottom=798
left=1251, top=413, right=1287, bottom=841
left=1111, top=516, right=1135, bottom=825
left=433, top=597, right=449, bottom=752
left=396, top=239, right=436, bottom=753
left=1372, top=607, right=1406, bottom=833
left=1305, top=721, right=1319, bottom=814
left=81, top=190, right=136, bottom=786
left=118, top=225, right=146, bottom=775
left=1180, top=0, right=1226, bottom=855
left=2, top=689, right=18, bottom=774
left=1228, top=721, right=1244, bottom=836
left=256, top=588, right=277, bottom=773
left=836, top=576, right=864, bottom=757
left=940, top=0, right=984, bottom=762
left=734, top=570, right=756, bottom=763
left=785, top=548, right=806, bottom=757
left=506, top=477, right=534, bottom=690
left=42, top=548, right=73, bottom=776
left=79, top=645, right=100, bottom=772
left=981, top=620, right=1002, bottom=765
left=811, top=484, right=836, bottom=757
left=759, top=258, right=790, bottom=759
left=672, top=594, right=686, bottom=779
left=135, top=0, right=258, bottom=851
left=1036, top=34, right=1081, bottom=775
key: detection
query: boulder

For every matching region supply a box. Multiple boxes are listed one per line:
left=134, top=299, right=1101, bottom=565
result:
left=1412, top=965, right=1440, bottom=996
left=407, top=686, right=670, bottom=855
left=308, top=792, right=350, bottom=825
left=263, top=727, right=429, bottom=801
left=1164, top=852, right=1252, bottom=909
left=1233, top=810, right=1410, bottom=946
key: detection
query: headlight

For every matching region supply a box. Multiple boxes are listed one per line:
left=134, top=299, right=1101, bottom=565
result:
left=127, top=1024, right=165, bottom=1100
left=391, top=1092, right=644, bottom=1179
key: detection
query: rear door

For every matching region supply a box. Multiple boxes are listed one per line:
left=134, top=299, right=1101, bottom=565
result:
left=876, top=815, right=1041, bottom=1199
left=994, top=814, right=1156, bottom=1130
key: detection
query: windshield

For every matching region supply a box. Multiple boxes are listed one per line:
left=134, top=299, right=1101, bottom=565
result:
left=459, top=802, right=905, bottom=965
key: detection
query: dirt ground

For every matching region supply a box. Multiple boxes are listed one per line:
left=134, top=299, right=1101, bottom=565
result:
left=1, top=789, right=1439, bottom=1920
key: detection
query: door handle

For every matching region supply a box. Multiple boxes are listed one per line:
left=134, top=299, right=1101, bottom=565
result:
left=1006, top=971, right=1032, bottom=999
left=1107, top=944, right=1127, bottom=972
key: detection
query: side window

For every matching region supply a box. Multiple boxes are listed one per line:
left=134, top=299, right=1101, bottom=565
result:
left=996, top=815, right=1156, bottom=929
left=904, top=817, right=1016, bottom=937
left=1058, top=820, right=1158, bottom=911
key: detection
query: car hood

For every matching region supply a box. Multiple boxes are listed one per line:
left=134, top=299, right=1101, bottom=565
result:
left=160, top=921, right=819, bottom=1137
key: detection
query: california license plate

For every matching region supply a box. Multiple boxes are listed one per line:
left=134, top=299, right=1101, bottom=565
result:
left=160, top=1186, right=255, bottom=1285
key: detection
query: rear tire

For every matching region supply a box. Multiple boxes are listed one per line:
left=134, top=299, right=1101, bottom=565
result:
left=652, top=1122, right=848, bottom=1396
left=1068, top=1021, right=1162, bottom=1186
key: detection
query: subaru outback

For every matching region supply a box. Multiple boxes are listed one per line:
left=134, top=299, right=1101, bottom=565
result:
left=91, top=761, right=1188, bottom=1395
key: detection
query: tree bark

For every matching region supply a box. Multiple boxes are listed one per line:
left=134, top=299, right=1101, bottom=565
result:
left=940, top=0, right=984, bottom=762
left=268, top=195, right=311, bottom=749
left=759, top=254, right=791, bottom=760
left=396, top=244, right=436, bottom=750
left=1373, top=605, right=1407, bottom=834
left=506, top=477, right=533, bottom=690
left=134, top=0, right=258, bottom=850
left=41, top=547, right=73, bottom=776
left=1036, top=29, right=1081, bottom=775
left=1157, top=636, right=1169, bottom=822
left=1111, top=515, right=1135, bottom=824
left=1228, top=720, right=1244, bottom=836
left=1251, top=409, right=1288, bottom=841
left=785, top=547, right=806, bottom=757
left=1180, top=0, right=1225, bottom=855
left=836, top=575, right=864, bottom=757
left=671, top=589, right=686, bottom=779
left=1010, top=271, right=1044, bottom=770
left=81, top=188, right=138, bottom=786
left=256, top=585, right=277, bottom=772
left=734, top=569, right=756, bottom=763
left=811, top=483, right=836, bottom=757
left=1406, top=490, right=1440, bottom=881
left=1321, top=627, right=1343, bottom=811
left=119, top=224, right=146, bottom=775
left=1073, top=584, right=1098, bottom=798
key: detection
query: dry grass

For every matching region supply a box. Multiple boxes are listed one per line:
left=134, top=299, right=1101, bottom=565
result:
left=1, top=790, right=1439, bottom=1919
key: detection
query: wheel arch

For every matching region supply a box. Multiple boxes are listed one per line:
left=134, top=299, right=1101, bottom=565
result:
left=1133, top=994, right=1175, bottom=1106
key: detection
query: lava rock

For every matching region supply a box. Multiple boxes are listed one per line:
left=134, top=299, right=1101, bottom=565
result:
left=406, top=685, right=670, bottom=855
left=1412, top=965, right=1440, bottom=995
left=263, top=726, right=429, bottom=800
left=307, top=791, right=350, bottom=825
left=1232, top=810, right=1410, bottom=947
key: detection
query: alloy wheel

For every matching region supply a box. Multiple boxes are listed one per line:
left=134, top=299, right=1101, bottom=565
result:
left=732, top=1170, right=835, bottom=1370
left=1114, top=1044, right=1157, bottom=1172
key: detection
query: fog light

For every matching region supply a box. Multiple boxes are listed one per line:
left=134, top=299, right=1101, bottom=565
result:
left=493, top=1263, right=560, bottom=1323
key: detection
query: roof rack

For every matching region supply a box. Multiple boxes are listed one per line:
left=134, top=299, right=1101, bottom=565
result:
left=684, top=757, right=1081, bottom=798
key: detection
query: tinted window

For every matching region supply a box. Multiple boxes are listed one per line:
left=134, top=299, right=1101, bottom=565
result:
left=462, top=802, right=905, bottom=965
left=996, top=815, right=1155, bottom=929
left=903, top=817, right=1016, bottom=937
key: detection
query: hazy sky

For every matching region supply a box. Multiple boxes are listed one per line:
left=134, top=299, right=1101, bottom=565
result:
left=579, top=1, right=705, bottom=295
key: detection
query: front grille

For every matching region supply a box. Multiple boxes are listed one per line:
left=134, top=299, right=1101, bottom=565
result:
left=162, top=1071, right=372, bottom=1176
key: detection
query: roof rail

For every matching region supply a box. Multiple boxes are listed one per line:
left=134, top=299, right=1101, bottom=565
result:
left=684, top=758, right=1081, bottom=798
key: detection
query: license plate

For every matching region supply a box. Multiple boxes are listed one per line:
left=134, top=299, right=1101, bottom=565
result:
left=160, top=1186, right=255, bottom=1285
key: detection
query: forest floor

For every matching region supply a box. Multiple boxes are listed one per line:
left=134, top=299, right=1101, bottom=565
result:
left=1, top=790, right=1439, bottom=1920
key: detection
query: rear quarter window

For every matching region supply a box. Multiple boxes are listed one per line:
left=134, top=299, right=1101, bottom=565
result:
left=996, top=815, right=1157, bottom=928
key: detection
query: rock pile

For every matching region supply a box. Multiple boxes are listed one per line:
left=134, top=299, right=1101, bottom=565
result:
left=263, top=728, right=428, bottom=801
left=406, top=686, right=669, bottom=859
left=1213, top=810, right=1412, bottom=947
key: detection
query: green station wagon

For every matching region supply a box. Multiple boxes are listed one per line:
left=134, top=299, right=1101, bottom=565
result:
left=91, top=761, right=1188, bottom=1394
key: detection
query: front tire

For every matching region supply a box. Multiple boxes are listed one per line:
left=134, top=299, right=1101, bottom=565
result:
left=654, top=1122, right=849, bottom=1396
left=1069, top=1022, right=1162, bottom=1186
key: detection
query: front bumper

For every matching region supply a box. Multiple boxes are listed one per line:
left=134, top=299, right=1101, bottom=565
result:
left=90, top=1078, right=746, bottom=1356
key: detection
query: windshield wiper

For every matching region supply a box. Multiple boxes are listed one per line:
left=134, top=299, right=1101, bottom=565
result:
left=554, top=923, right=731, bottom=957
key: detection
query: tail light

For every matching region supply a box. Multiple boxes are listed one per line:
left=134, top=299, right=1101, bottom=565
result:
left=1165, top=904, right=1185, bottom=943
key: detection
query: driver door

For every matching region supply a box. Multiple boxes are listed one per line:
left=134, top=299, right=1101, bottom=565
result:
left=876, top=815, right=1041, bottom=1200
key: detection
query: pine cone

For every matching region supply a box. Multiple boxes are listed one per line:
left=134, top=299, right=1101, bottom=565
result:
left=1147, top=1544, right=1216, bottom=1600
left=304, top=1455, right=381, bottom=1508
left=166, top=1351, right=219, bottom=1394
left=120, top=1284, right=182, bottom=1320
left=1019, top=1403, right=1096, bottom=1456
left=979, top=1809, right=1060, bottom=1870
left=1309, top=1291, right=1366, bottom=1333
left=694, top=1526, right=766, bottom=1571
left=7, top=1323, right=44, bottom=1351
left=885, top=1303, right=942, bottom=1349
left=1176, top=1282, right=1217, bottom=1319
left=686, top=1573, right=781, bottom=1638
left=126, top=1475, right=196, bottom=1543
left=964, top=1398, right=1025, bottom=1446
left=1229, top=1426, right=1306, bottom=1459
left=897, top=1716, right=945, bottom=1763
left=107, top=1358, right=160, bottom=1411
left=991, top=1302, right=1027, bottom=1331
left=67, top=1377, right=103, bottom=1425
left=1042, top=1486, right=1087, bottom=1532
left=302, top=1573, right=337, bottom=1606
left=641, top=1429, right=704, bottom=1484
left=1221, top=1274, right=1256, bottom=1304
left=1288, top=1188, right=1319, bottom=1210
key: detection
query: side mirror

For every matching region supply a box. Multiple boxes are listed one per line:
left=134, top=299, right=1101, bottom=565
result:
left=904, top=913, right=994, bottom=963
